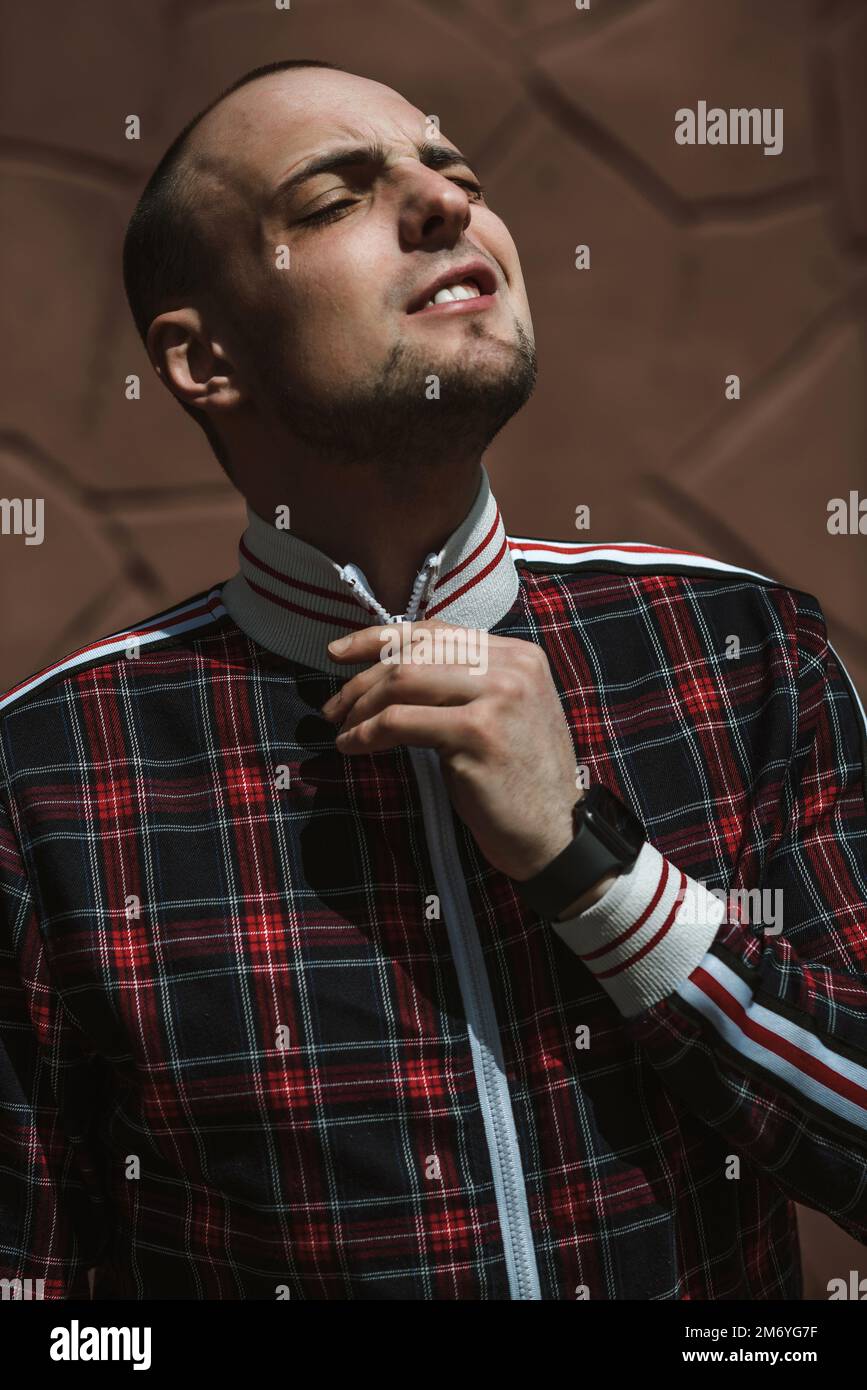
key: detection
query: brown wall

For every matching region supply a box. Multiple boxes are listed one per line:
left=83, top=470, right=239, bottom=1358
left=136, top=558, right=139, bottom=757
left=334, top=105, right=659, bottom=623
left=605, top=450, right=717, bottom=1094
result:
left=1, top=0, right=865, bottom=1297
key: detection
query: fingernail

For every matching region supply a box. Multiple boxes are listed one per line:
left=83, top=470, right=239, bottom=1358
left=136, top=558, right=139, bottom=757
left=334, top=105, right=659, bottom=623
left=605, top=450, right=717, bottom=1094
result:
left=328, top=636, right=352, bottom=654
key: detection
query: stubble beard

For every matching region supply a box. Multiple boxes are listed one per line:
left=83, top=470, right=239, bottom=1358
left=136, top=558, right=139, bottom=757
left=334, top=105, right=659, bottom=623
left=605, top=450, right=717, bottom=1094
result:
left=252, top=312, right=537, bottom=484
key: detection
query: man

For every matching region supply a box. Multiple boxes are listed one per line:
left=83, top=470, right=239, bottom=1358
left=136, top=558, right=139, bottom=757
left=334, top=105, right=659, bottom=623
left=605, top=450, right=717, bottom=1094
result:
left=1, top=58, right=865, bottom=1301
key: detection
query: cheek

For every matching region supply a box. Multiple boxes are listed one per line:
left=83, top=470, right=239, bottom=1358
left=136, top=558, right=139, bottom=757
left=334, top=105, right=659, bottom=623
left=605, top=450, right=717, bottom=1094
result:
left=294, top=241, right=397, bottom=352
left=262, top=271, right=390, bottom=390
left=471, top=211, right=531, bottom=322
left=493, top=228, right=528, bottom=306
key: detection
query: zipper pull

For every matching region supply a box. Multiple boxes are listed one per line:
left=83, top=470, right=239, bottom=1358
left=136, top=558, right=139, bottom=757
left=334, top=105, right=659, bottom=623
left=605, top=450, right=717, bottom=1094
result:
left=336, top=563, right=393, bottom=625
left=406, top=551, right=442, bottom=621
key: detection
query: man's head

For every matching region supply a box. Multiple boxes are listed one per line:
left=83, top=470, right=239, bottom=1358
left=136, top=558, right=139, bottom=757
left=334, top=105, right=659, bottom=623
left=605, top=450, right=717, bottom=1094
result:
left=123, top=60, right=536, bottom=492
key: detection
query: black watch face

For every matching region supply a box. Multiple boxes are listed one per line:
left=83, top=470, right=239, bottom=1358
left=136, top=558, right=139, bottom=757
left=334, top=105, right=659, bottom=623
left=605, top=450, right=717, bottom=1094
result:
left=584, top=785, right=645, bottom=860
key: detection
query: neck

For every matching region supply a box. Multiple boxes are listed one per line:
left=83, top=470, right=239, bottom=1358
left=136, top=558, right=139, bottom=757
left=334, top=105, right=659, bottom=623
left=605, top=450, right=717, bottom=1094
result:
left=219, top=457, right=519, bottom=675
left=238, top=454, right=484, bottom=620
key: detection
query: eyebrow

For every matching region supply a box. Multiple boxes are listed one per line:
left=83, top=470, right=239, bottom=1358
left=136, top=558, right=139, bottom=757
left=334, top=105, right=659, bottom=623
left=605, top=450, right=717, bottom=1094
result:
left=267, top=139, right=480, bottom=206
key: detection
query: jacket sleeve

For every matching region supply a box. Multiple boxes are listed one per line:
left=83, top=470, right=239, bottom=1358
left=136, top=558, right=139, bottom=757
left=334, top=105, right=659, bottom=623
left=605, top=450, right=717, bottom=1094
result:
left=552, top=588, right=867, bottom=1242
left=0, top=776, right=108, bottom=1297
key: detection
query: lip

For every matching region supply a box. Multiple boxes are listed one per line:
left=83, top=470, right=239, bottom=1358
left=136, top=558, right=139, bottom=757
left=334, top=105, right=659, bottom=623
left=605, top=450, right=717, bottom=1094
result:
left=406, top=258, right=499, bottom=315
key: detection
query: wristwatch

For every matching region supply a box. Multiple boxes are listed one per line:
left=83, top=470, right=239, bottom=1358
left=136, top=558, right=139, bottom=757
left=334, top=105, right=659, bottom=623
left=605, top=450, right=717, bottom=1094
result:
left=514, top=784, right=646, bottom=919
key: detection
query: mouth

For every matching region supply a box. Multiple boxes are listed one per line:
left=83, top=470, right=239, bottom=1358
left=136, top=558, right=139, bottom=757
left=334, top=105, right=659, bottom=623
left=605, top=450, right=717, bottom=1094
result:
left=406, top=259, right=499, bottom=316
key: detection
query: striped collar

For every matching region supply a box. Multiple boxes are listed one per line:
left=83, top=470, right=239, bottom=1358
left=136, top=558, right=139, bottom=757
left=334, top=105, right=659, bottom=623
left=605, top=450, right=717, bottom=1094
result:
left=220, top=464, right=519, bottom=673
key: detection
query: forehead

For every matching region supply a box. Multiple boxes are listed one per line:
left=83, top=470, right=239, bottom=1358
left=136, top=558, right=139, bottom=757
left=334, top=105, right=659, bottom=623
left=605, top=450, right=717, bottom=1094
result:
left=188, top=68, right=437, bottom=196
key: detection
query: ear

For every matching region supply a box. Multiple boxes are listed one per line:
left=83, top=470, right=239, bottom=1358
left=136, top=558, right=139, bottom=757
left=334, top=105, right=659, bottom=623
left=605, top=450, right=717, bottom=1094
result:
left=146, top=308, right=247, bottom=416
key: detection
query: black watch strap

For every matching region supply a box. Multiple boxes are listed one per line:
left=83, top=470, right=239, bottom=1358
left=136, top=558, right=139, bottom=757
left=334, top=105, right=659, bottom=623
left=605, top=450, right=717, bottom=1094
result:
left=514, top=785, right=645, bottom=919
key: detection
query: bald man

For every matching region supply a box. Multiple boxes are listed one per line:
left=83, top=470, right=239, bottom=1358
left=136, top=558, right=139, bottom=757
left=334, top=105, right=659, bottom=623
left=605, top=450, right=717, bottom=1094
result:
left=1, top=60, right=865, bottom=1301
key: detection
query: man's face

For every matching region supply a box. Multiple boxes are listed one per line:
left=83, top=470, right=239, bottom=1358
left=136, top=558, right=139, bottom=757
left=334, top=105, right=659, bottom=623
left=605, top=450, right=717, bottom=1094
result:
left=187, top=67, right=536, bottom=460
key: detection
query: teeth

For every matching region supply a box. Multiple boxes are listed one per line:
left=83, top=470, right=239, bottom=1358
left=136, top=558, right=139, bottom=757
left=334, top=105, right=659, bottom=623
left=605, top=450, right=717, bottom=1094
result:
left=424, top=279, right=481, bottom=308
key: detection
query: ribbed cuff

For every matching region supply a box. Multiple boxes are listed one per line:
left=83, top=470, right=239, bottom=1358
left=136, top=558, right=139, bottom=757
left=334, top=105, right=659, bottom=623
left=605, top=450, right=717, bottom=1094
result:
left=550, top=842, right=725, bottom=1016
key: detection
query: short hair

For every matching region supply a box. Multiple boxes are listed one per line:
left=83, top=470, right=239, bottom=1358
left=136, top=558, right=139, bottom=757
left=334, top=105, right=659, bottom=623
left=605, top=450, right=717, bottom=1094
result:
left=122, top=59, right=346, bottom=479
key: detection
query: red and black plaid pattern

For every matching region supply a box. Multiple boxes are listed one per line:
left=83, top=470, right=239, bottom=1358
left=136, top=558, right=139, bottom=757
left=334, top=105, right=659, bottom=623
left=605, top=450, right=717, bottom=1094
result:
left=1, top=544, right=865, bottom=1299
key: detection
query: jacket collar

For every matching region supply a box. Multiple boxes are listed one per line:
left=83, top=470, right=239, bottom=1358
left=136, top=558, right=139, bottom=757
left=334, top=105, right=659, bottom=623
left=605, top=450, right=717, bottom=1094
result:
left=221, top=464, right=519, bottom=674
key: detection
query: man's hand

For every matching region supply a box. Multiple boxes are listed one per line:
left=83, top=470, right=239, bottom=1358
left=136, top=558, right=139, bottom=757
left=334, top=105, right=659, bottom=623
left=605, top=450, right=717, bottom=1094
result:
left=321, top=619, right=580, bottom=883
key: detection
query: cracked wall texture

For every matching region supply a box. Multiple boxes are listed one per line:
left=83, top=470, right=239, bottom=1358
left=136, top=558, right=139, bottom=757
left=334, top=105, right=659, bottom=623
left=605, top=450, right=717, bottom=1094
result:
left=0, top=0, right=864, bottom=1298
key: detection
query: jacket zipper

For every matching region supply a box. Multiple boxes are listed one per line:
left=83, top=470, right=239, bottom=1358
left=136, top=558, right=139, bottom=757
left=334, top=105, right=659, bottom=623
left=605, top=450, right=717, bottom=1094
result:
left=337, top=557, right=542, bottom=1300
left=408, top=746, right=542, bottom=1300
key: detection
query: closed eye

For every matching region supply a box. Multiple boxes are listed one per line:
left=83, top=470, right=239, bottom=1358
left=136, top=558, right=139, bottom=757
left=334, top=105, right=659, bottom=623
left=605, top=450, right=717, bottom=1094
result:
left=301, top=198, right=358, bottom=226
left=453, top=178, right=486, bottom=201
left=301, top=178, right=486, bottom=227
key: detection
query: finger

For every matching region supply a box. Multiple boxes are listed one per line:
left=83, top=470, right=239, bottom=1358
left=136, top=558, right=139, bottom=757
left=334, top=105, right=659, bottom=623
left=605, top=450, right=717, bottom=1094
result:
left=326, top=618, right=518, bottom=665
left=322, top=653, right=390, bottom=722
left=327, top=621, right=419, bottom=664
left=336, top=662, right=486, bottom=734
left=335, top=702, right=477, bottom=756
left=322, top=621, right=497, bottom=719
left=322, top=625, right=413, bottom=719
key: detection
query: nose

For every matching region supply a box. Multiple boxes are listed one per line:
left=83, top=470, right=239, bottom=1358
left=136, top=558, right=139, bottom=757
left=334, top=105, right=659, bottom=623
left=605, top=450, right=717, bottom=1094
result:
left=396, top=162, right=472, bottom=249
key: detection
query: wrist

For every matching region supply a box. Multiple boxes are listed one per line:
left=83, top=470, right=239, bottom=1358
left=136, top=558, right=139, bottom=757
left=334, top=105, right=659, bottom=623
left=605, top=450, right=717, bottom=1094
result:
left=554, top=869, right=621, bottom=919
left=509, top=803, right=577, bottom=883
left=513, top=784, right=646, bottom=921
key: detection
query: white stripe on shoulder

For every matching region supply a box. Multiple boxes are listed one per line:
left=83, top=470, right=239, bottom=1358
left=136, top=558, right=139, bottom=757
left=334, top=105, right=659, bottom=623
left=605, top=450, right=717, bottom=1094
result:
left=506, top=536, right=776, bottom=584
left=506, top=537, right=867, bottom=747
left=0, top=586, right=227, bottom=716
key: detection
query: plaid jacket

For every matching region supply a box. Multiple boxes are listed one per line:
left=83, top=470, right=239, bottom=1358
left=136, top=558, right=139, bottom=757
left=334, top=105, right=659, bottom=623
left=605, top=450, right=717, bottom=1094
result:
left=1, top=465, right=865, bottom=1301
